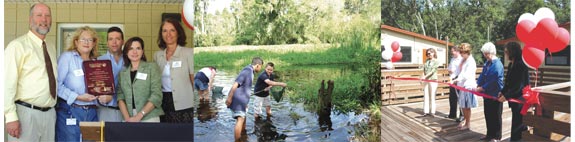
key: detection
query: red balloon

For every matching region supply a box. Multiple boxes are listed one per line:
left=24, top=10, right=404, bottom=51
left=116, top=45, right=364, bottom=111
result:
left=548, top=28, right=570, bottom=53
left=522, top=45, right=545, bottom=69
left=391, top=41, right=400, bottom=52
left=532, top=18, right=558, bottom=49
left=391, top=51, right=403, bottom=62
left=516, top=20, right=536, bottom=45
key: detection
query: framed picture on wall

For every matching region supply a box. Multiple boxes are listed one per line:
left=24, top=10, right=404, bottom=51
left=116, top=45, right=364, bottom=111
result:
left=57, top=24, right=124, bottom=58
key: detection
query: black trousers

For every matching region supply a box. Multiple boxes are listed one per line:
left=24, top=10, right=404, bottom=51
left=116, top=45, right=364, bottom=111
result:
left=510, top=102, right=526, bottom=141
left=484, top=98, right=503, bottom=139
left=160, top=92, right=195, bottom=123
left=448, top=86, right=462, bottom=118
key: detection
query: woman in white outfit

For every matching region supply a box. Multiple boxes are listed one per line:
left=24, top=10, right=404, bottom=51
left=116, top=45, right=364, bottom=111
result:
left=452, top=43, right=478, bottom=130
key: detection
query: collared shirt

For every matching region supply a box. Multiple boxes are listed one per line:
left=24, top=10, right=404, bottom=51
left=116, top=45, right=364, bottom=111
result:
left=423, top=58, right=439, bottom=80
left=455, top=57, right=477, bottom=88
left=57, top=51, right=97, bottom=105
left=448, top=56, right=463, bottom=79
left=97, top=51, right=125, bottom=107
left=5, top=31, right=58, bottom=123
left=153, top=45, right=195, bottom=110
left=230, top=65, right=255, bottom=111
left=477, top=58, right=504, bottom=97
left=254, top=71, right=273, bottom=97
left=117, top=62, right=165, bottom=119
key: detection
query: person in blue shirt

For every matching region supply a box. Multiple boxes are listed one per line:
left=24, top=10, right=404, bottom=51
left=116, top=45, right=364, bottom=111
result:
left=96, top=27, right=125, bottom=122
left=56, top=26, right=100, bottom=141
left=226, top=57, right=263, bottom=141
left=476, top=42, right=504, bottom=142
left=253, top=62, right=287, bottom=119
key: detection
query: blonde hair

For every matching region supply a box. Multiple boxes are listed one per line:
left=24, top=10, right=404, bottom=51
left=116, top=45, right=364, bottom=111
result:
left=67, top=26, right=99, bottom=59
left=458, top=43, right=472, bottom=55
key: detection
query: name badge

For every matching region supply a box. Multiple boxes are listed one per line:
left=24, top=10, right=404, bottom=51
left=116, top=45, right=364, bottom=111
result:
left=172, top=61, right=182, bottom=68
left=136, top=72, right=148, bottom=80
left=66, top=118, right=77, bottom=125
left=73, top=69, right=84, bottom=76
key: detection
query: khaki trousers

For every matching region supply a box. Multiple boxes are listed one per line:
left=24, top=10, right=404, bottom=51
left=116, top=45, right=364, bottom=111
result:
left=6, top=104, right=56, bottom=142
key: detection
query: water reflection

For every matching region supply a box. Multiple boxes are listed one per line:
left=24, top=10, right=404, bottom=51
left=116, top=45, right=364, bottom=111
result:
left=196, top=101, right=218, bottom=123
left=318, top=107, right=333, bottom=132
left=193, top=66, right=368, bottom=141
left=254, top=117, right=287, bottom=141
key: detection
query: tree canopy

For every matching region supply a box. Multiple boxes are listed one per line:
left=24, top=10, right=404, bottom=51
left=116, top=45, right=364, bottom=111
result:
left=193, top=0, right=380, bottom=47
left=381, top=0, right=570, bottom=64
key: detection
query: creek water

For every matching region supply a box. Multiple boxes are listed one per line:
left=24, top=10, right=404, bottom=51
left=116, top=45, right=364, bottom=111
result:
left=193, top=65, right=369, bottom=141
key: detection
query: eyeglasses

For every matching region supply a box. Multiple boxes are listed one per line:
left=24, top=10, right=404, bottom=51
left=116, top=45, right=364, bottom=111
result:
left=79, top=38, right=94, bottom=43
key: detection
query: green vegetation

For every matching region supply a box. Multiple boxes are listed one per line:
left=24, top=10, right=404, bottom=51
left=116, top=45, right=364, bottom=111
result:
left=192, top=0, right=380, bottom=46
left=353, top=103, right=381, bottom=142
left=382, top=0, right=570, bottom=64
left=193, top=0, right=381, bottom=140
left=195, top=36, right=379, bottom=113
left=195, top=45, right=353, bottom=68
left=289, top=111, right=303, bottom=122
left=195, top=30, right=380, bottom=114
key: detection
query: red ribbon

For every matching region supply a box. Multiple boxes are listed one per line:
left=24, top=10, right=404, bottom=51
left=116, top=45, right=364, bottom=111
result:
left=521, top=85, right=542, bottom=115
left=386, top=76, right=524, bottom=104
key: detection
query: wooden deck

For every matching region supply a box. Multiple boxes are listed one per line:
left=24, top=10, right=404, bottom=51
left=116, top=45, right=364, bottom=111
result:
left=381, top=97, right=515, bottom=142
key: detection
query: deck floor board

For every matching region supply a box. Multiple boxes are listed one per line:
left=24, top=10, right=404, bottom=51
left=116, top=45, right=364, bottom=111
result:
left=382, top=98, right=517, bottom=141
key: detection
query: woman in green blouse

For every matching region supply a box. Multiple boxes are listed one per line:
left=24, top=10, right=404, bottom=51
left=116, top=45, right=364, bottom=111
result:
left=422, top=48, right=439, bottom=117
left=117, top=37, right=164, bottom=122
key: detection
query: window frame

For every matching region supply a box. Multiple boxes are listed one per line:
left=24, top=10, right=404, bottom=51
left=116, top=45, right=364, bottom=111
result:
left=57, top=23, right=124, bottom=58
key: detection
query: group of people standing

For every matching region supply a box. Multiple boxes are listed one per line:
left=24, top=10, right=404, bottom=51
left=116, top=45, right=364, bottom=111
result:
left=6, top=3, right=289, bottom=142
left=421, top=42, right=530, bottom=142
left=5, top=3, right=196, bottom=141
left=225, top=58, right=288, bottom=141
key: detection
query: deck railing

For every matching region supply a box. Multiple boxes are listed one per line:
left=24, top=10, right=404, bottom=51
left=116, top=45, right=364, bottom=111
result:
left=522, top=82, right=570, bottom=141
left=381, top=64, right=569, bottom=106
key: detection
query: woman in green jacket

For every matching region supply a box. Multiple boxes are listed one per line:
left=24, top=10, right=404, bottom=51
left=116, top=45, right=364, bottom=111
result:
left=117, top=37, right=164, bottom=122
left=422, top=48, right=439, bottom=117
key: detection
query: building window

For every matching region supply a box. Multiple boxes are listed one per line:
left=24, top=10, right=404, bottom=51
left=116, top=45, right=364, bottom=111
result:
left=57, top=24, right=124, bottom=58
left=381, top=45, right=385, bottom=62
left=398, top=46, right=412, bottom=63
left=545, top=46, right=570, bottom=66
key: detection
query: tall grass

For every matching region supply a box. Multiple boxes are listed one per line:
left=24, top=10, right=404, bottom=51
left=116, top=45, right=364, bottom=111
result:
left=336, top=29, right=381, bottom=142
left=333, top=32, right=381, bottom=113
left=194, top=44, right=360, bottom=69
left=278, top=30, right=381, bottom=114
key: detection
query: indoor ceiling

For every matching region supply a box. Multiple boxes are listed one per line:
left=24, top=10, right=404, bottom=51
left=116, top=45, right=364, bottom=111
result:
left=4, top=0, right=183, bottom=4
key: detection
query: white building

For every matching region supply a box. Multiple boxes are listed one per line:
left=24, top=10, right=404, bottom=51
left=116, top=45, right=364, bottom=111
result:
left=381, top=24, right=454, bottom=66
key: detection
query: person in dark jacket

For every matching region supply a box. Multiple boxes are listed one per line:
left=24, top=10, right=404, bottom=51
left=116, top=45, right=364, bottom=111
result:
left=498, top=41, right=530, bottom=141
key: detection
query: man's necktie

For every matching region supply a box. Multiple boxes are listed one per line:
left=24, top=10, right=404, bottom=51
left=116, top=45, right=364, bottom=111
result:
left=42, top=41, right=56, bottom=99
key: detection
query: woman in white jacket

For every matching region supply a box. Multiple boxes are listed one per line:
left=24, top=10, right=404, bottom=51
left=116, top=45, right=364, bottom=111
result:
left=452, top=43, right=478, bottom=131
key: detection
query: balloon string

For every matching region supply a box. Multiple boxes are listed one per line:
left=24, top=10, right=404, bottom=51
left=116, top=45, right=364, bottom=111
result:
left=548, top=52, right=553, bottom=63
left=534, top=69, right=539, bottom=87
